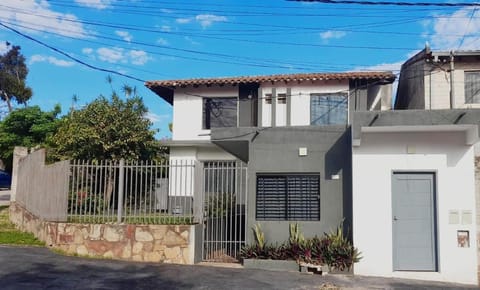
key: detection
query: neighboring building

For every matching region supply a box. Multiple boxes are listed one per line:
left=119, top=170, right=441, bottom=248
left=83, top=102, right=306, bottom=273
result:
left=352, top=109, right=479, bottom=285
left=146, top=71, right=394, bottom=243
left=394, top=47, right=480, bottom=285
left=395, top=45, right=480, bottom=110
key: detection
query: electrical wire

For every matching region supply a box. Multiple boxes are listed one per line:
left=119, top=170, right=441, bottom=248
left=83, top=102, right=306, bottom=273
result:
left=0, top=22, right=147, bottom=83
left=287, top=1, right=480, bottom=7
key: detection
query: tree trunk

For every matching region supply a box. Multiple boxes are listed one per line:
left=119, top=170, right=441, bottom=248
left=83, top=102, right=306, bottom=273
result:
left=2, top=92, right=12, bottom=112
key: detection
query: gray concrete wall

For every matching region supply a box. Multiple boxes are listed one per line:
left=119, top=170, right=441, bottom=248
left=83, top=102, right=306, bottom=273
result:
left=395, top=59, right=426, bottom=109
left=14, top=148, right=69, bottom=222
left=248, top=126, right=351, bottom=243
left=212, top=126, right=352, bottom=244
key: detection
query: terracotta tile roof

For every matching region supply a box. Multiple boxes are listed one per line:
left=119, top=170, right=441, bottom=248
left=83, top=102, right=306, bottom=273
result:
left=145, top=71, right=396, bottom=89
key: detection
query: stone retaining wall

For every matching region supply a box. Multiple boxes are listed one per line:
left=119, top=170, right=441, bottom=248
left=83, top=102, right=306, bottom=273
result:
left=9, top=202, right=198, bottom=264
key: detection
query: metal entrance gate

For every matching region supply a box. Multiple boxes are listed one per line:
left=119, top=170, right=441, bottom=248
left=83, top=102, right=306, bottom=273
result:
left=202, top=161, right=248, bottom=262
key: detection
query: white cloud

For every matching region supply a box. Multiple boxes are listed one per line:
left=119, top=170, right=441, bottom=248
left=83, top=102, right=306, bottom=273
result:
left=0, top=41, right=9, bottom=54
left=91, top=47, right=151, bottom=65
left=74, top=0, right=113, bottom=9
left=29, top=54, right=75, bottom=67
left=0, top=0, right=86, bottom=38
left=195, top=14, right=228, bottom=28
left=160, top=25, right=172, bottom=32
left=115, top=30, right=132, bottom=42
left=160, top=8, right=174, bottom=14
left=156, top=38, right=169, bottom=46
left=129, top=50, right=151, bottom=65
left=354, top=61, right=404, bottom=73
left=82, top=47, right=94, bottom=54
left=320, top=30, right=347, bottom=41
left=176, top=18, right=192, bottom=24
left=176, top=14, right=228, bottom=28
left=144, top=112, right=169, bottom=123
left=184, top=36, right=200, bottom=46
left=427, top=7, right=480, bottom=50
left=97, top=47, right=124, bottom=63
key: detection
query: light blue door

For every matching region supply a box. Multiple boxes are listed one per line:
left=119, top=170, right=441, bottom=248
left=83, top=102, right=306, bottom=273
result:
left=392, top=173, right=437, bottom=271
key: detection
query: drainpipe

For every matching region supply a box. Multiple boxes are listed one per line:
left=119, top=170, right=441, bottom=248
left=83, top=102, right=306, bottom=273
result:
left=450, top=51, right=455, bottom=109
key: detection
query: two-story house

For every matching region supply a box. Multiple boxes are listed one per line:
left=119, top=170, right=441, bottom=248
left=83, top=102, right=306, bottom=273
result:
left=146, top=71, right=395, bottom=259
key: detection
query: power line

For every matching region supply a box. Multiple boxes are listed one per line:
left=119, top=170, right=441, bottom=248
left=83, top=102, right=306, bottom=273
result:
left=457, top=8, right=478, bottom=50
left=288, top=1, right=480, bottom=7
left=0, top=22, right=146, bottom=83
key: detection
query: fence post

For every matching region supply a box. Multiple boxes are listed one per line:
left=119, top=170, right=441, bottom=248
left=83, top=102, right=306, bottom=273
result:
left=117, top=159, right=125, bottom=223
left=193, top=161, right=204, bottom=223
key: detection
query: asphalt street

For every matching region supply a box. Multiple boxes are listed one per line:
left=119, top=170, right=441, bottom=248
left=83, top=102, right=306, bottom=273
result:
left=0, top=246, right=478, bottom=290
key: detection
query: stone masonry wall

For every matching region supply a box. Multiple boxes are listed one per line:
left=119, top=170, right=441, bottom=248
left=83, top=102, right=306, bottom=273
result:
left=10, top=202, right=195, bottom=264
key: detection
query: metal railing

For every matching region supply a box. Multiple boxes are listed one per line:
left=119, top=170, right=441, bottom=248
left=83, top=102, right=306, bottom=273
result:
left=202, top=161, right=248, bottom=262
left=68, top=159, right=199, bottom=224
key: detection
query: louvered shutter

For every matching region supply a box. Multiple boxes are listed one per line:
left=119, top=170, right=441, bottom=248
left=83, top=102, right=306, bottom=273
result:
left=256, top=174, right=320, bottom=221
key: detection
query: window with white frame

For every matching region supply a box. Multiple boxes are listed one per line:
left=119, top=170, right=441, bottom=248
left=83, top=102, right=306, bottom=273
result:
left=203, top=97, right=238, bottom=129
left=310, top=94, right=347, bottom=125
left=256, top=174, right=320, bottom=221
left=465, top=71, right=480, bottom=104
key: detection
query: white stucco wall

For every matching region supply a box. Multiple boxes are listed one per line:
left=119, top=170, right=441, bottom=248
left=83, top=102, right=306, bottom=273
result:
left=172, top=81, right=351, bottom=140
left=168, top=147, right=236, bottom=197
left=261, top=81, right=349, bottom=127
left=352, top=131, right=478, bottom=285
left=172, top=87, right=238, bottom=141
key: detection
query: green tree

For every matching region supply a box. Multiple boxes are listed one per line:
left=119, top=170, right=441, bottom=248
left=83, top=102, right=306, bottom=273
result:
left=0, top=105, right=60, bottom=171
left=52, top=93, right=159, bottom=161
left=0, top=45, right=32, bottom=113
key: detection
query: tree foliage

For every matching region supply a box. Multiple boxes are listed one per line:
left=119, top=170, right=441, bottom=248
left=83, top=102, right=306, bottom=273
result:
left=52, top=93, right=160, bottom=160
left=0, top=45, right=32, bottom=112
left=0, top=105, right=60, bottom=171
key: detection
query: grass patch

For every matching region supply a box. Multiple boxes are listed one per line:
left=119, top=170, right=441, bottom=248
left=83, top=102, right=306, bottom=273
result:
left=0, top=206, right=44, bottom=246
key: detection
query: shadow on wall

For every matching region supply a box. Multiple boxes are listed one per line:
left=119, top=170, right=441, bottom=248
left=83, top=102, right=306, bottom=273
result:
left=324, top=128, right=352, bottom=240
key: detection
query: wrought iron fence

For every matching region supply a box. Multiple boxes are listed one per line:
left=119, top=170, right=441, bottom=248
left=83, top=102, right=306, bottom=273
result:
left=202, top=161, right=248, bottom=262
left=68, top=159, right=200, bottom=224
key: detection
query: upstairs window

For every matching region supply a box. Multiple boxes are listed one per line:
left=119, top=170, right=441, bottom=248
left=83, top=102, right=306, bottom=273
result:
left=465, top=71, right=480, bottom=104
left=203, top=97, right=237, bottom=129
left=310, top=94, right=347, bottom=125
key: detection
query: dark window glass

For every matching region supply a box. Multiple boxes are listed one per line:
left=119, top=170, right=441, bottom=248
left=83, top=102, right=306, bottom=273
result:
left=465, top=71, right=480, bottom=104
left=265, top=94, right=272, bottom=104
left=203, top=97, right=237, bottom=129
left=310, top=94, right=347, bottom=125
left=256, top=174, right=320, bottom=221
left=278, top=93, right=287, bottom=104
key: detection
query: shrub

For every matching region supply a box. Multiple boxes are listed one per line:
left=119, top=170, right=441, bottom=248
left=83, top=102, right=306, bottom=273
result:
left=240, top=222, right=362, bottom=271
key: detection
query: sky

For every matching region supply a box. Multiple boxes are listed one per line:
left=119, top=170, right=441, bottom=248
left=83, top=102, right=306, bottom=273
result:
left=0, top=0, right=479, bottom=139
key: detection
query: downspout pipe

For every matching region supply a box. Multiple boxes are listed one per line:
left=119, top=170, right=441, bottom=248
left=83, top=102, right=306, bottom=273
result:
left=450, top=51, right=455, bottom=109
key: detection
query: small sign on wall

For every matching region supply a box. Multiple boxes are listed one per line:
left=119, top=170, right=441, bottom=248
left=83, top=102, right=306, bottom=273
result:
left=457, top=230, right=470, bottom=248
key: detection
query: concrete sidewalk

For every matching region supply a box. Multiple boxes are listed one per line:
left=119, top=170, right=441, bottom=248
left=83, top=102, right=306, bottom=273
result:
left=0, top=246, right=477, bottom=290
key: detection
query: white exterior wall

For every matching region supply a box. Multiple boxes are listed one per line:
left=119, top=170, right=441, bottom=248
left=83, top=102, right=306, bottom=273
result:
left=168, top=147, right=236, bottom=197
left=172, top=87, right=238, bottom=141
left=260, top=81, right=349, bottom=127
left=424, top=65, right=480, bottom=110
left=352, top=131, right=478, bottom=285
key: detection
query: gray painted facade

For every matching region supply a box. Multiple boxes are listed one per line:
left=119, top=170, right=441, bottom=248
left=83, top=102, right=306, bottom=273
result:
left=211, top=126, right=352, bottom=243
